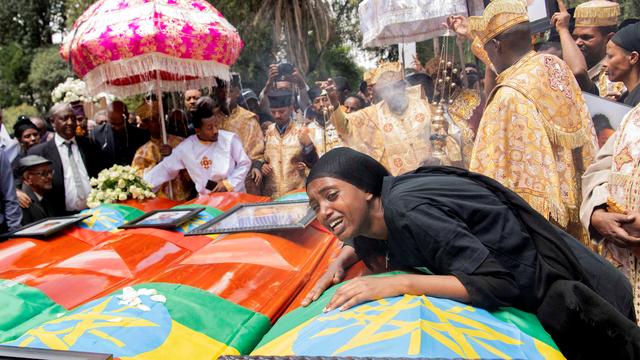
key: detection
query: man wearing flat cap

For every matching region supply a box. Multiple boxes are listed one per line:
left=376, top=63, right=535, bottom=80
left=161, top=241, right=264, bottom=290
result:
left=261, top=89, right=319, bottom=198
left=17, top=155, right=55, bottom=226
left=453, top=0, right=598, bottom=243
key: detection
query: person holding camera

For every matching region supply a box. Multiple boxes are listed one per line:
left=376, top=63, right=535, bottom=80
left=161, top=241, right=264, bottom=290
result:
left=259, top=63, right=311, bottom=118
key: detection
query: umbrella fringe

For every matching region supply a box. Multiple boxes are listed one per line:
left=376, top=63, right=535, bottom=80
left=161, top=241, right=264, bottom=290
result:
left=84, top=52, right=231, bottom=97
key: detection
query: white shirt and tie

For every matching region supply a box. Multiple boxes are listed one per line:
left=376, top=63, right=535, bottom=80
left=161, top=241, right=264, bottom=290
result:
left=54, top=134, right=91, bottom=211
left=144, top=130, right=251, bottom=194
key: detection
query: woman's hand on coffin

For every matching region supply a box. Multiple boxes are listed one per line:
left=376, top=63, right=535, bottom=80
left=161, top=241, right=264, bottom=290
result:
left=323, top=276, right=404, bottom=312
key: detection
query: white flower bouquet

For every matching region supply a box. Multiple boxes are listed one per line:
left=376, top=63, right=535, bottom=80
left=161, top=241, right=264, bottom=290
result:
left=51, top=77, right=93, bottom=103
left=87, top=165, right=156, bottom=208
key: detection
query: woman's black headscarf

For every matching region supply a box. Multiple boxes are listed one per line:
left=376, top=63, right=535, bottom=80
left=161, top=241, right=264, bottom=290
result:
left=13, top=115, right=38, bottom=140
left=306, top=147, right=390, bottom=195
left=307, top=148, right=391, bottom=270
left=611, top=22, right=640, bottom=53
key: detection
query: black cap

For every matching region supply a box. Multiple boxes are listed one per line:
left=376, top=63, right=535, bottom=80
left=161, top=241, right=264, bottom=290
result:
left=307, top=86, right=323, bottom=101
left=18, top=155, right=51, bottom=175
left=612, top=22, right=640, bottom=53
left=13, top=116, right=38, bottom=139
left=268, top=89, right=293, bottom=108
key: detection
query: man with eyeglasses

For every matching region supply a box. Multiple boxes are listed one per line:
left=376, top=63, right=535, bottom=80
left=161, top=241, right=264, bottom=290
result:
left=28, top=102, right=104, bottom=215
left=16, top=155, right=55, bottom=225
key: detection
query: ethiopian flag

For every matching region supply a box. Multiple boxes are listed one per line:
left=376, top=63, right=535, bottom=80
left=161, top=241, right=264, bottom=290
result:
left=253, top=273, right=565, bottom=359
left=5, top=283, right=271, bottom=359
left=0, top=280, right=65, bottom=343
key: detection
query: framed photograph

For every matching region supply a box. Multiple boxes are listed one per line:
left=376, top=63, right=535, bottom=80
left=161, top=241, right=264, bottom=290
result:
left=9, top=214, right=91, bottom=238
left=0, top=345, right=112, bottom=359
left=119, top=207, right=205, bottom=229
left=527, top=0, right=559, bottom=33
left=186, top=200, right=316, bottom=235
left=584, top=92, right=633, bottom=130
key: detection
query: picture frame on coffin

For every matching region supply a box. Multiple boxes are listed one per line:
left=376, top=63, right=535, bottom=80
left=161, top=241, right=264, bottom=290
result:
left=119, top=207, right=205, bottom=229
left=0, top=345, right=112, bottom=360
left=186, top=200, right=316, bottom=235
left=4, top=214, right=91, bottom=239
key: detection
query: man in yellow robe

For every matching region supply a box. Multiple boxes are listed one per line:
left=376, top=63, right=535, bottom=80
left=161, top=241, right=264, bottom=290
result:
left=261, top=89, right=319, bottom=198
left=304, top=86, right=344, bottom=157
left=467, top=0, right=598, bottom=240
left=326, top=62, right=464, bottom=175
left=218, top=74, right=265, bottom=194
left=131, top=102, right=194, bottom=201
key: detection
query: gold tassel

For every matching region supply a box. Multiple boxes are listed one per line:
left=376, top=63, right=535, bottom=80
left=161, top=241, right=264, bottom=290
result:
left=540, top=120, right=592, bottom=150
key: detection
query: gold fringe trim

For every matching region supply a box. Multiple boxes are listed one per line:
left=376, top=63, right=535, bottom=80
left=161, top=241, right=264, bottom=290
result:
left=575, top=3, right=620, bottom=20
left=469, top=16, right=485, bottom=32
left=480, top=14, right=529, bottom=44
left=607, top=197, right=628, bottom=214
left=519, top=192, right=572, bottom=227
left=540, top=119, right=592, bottom=150
left=575, top=17, right=618, bottom=27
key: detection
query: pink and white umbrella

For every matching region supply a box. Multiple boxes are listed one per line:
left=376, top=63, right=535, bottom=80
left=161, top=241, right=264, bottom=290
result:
left=61, top=0, right=243, bottom=98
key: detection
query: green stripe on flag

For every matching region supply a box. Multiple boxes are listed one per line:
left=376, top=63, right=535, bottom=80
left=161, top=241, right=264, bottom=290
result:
left=492, top=307, right=559, bottom=351
left=131, top=283, right=271, bottom=354
left=256, top=271, right=558, bottom=350
left=0, top=280, right=65, bottom=343
left=79, top=203, right=146, bottom=231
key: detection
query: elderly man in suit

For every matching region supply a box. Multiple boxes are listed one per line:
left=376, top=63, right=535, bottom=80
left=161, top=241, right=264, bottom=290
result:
left=28, top=103, right=104, bottom=215
left=16, top=155, right=55, bottom=225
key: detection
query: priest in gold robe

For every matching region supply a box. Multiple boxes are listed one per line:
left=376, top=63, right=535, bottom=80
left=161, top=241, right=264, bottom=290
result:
left=467, top=0, right=598, bottom=241
left=304, top=86, right=344, bottom=157
left=218, top=74, right=265, bottom=194
left=262, top=89, right=319, bottom=198
left=326, top=62, right=464, bottom=175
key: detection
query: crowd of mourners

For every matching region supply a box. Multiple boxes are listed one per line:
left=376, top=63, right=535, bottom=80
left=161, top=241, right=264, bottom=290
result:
left=1, top=0, right=640, bottom=357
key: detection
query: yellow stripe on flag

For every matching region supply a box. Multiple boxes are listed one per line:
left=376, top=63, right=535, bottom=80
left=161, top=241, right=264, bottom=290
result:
left=121, top=320, right=240, bottom=360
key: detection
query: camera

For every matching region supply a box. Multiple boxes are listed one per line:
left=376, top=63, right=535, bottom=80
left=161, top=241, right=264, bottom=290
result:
left=277, top=63, right=294, bottom=77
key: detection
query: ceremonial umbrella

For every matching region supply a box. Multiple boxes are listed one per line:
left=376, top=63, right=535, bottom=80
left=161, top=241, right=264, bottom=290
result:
left=358, top=0, right=484, bottom=47
left=60, top=0, right=244, bottom=144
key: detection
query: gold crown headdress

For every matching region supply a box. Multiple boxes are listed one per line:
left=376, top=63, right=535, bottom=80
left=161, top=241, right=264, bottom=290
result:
left=575, top=0, right=620, bottom=27
left=469, top=0, right=529, bottom=45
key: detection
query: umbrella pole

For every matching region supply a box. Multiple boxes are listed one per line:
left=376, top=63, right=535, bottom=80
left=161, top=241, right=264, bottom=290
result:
left=155, top=70, right=174, bottom=199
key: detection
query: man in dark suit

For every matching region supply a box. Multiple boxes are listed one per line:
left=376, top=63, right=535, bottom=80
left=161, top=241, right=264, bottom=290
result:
left=92, top=100, right=149, bottom=167
left=16, top=155, right=55, bottom=225
left=28, top=103, right=104, bottom=215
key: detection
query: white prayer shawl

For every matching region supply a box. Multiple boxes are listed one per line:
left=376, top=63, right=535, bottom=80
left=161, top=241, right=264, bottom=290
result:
left=145, top=130, right=251, bottom=194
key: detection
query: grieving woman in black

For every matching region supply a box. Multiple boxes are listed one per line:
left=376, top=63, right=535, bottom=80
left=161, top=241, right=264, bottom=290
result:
left=305, top=147, right=639, bottom=359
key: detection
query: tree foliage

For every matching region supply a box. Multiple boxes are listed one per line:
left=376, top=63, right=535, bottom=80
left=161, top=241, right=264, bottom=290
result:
left=28, top=46, right=74, bottom=112
left=1, top=0, right=638, bottom=114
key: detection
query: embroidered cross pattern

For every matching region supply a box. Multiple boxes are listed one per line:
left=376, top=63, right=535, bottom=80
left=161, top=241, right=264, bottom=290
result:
left=200, top=156, right=212, bottom=170
left=544, top=57, right=572, bottom=99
